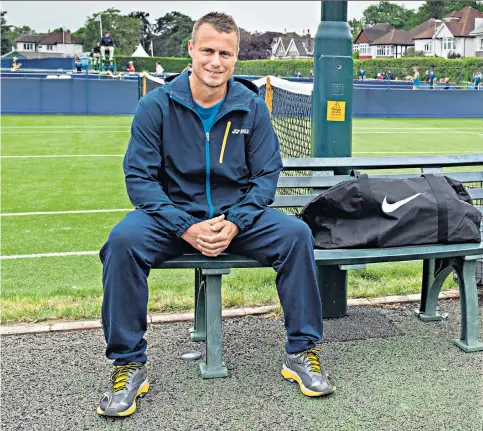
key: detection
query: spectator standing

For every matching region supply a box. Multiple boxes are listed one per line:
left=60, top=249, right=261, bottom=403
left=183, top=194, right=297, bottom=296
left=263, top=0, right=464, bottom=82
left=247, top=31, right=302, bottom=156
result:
left=360, top=67, right=365, bottom=81
left=156, top=61, right=164, bottom=74
left=474, top=71, right=482, bottom=90
left=429, top=69, right=436, bottom=89
left=412, top=67, right=420, bottom=90
left=127, top=61, right=135, bottom=73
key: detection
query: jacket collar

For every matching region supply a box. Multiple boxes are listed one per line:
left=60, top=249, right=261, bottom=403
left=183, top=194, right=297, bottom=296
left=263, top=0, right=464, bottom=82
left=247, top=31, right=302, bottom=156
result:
left=165, top=72, right=255, bottom=115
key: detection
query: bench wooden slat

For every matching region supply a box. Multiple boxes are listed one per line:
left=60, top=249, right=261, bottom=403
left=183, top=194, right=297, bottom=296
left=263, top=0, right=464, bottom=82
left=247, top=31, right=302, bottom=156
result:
left=156, top=241, right=483, bottom=269
left=277, top=172, right=483, bottom=188
left=313, top=242, right=483, bottom=265
left=469, top=188, right=483, bottom=200
left=272, top=194, right=317, bottom=207
left=272, top=190, right=482, bottom=208
left=282, top=154, right=483, bottom=171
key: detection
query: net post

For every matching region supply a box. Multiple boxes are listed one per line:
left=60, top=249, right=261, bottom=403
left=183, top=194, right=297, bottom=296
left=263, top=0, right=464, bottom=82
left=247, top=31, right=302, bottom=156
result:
left=265, top=76, right=273, bottom=115
left=143, top=73, right=147, bottom=97
left=312, top=1, right=352, bottom=318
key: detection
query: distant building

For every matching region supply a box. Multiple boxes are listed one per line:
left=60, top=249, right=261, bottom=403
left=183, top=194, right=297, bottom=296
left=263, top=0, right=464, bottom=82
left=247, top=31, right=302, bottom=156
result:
left=353, top=6, right=483, bottom=59
left=414, top=6, right=483, bottom=58
left=2, top=30, right=83, bottom=59
left=271, top=30, right=314, bottom=59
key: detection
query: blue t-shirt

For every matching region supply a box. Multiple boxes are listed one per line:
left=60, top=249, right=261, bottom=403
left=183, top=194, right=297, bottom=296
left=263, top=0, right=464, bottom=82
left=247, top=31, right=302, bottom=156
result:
left=194, top=99, right=224, bottom=136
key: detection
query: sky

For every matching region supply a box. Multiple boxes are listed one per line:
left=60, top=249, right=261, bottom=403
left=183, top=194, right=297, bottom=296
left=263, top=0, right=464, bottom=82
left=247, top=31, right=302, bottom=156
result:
left=3, top=1, right=425, bottom=35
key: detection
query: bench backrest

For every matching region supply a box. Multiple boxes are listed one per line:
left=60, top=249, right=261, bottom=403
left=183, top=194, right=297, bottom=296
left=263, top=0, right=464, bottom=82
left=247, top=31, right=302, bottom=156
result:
left=272, top=154, right=483, bottom=213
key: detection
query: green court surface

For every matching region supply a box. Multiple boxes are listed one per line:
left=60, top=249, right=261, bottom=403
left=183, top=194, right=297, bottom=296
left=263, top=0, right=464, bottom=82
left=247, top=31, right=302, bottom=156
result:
left=1, top=115, right=482, bottom=323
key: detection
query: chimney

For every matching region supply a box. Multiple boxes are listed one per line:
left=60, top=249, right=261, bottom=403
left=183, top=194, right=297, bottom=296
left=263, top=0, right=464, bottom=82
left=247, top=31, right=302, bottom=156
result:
left=65, top=30, right=72, bottom=43
left=306, top=29, right=312, bottom=52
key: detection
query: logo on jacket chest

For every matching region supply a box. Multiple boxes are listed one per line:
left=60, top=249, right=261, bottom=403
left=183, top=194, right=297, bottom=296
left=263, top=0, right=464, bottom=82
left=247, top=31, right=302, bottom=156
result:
left=232, top=128, right=250, bottom=135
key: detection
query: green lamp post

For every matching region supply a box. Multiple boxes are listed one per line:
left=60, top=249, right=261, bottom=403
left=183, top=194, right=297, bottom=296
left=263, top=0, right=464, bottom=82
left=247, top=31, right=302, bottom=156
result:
left=311, top=0, right=353, bottom=318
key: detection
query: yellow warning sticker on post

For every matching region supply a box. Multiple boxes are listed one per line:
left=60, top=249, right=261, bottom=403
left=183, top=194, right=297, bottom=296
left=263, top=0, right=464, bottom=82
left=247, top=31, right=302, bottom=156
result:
left=327, top=101, right=346, bottom=122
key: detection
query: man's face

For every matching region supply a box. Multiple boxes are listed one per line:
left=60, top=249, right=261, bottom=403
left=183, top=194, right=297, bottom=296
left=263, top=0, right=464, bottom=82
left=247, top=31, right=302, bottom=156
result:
left=106, top=33, right=110, bottom=38
left=188, top=23, right=238, bottom=89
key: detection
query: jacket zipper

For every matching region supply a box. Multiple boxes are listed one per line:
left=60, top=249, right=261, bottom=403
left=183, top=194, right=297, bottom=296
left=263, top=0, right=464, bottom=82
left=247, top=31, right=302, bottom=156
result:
left=170, top=95, right=249, bottom=219
left=219, top=121, right=231, bottom=164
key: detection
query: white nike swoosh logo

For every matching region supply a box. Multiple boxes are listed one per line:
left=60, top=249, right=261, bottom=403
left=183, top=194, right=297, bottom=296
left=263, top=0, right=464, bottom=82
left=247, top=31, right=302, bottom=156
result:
left=381, top=193, right=424, bottom=213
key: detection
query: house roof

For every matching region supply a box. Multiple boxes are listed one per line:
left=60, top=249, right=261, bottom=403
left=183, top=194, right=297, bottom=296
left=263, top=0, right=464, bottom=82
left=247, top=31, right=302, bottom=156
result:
left=371, top=28, right=414, bottom=46
left=273, top=32, right=314, bottom=57
left=15, top=34, right=46, bottom=43
left=410, top=18, right=440, bottom=40
left=15, top=31, right=81, bottom=45
left=357, top=23, right=393, bottom=44
left=442, top=6, right=483, bottom=36
left=41, top=31, right=81, bottom=45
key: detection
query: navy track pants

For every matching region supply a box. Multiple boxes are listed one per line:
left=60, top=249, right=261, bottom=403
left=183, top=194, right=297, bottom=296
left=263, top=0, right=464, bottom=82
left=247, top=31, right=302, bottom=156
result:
left=100, top=208, right=323, bottom=365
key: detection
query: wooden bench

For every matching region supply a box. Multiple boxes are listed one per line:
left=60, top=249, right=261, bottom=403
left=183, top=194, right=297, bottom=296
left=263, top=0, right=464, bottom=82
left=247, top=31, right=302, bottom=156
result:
left=156, top=154, right=483, bottom=378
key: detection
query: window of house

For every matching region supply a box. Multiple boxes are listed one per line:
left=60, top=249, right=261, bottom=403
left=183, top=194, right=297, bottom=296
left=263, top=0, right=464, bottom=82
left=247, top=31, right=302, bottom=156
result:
left=359, top=43, right=369, bottom=55
left=353, top=44, right=359, bottom=52
left=424, top=41, right=432, bottom=52
left=376, top=45, right=391, bottom=56
left=480, top=38, right=483, bottom=51
left=47, top=45, right=53, bottom=51
left=443, top=38, right=456, bottom=50
left=23, top=43, right=33, bottom=50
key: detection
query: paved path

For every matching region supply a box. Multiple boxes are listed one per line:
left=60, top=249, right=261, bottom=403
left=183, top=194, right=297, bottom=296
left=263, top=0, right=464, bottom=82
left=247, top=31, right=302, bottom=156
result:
left=2, top=299, right=482, bottom=431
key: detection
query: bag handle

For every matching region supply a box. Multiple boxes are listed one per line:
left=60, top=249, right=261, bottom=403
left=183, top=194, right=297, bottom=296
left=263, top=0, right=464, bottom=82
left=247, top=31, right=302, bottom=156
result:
left=422, top=174, right=449, bottom=243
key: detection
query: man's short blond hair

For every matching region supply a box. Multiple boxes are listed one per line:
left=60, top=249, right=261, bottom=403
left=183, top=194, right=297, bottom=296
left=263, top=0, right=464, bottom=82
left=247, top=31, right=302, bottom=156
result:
left=192, top=12, right=240, bottom=51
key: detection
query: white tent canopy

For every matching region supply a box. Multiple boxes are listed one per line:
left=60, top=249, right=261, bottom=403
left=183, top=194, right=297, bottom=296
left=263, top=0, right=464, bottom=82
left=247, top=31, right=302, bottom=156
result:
left=131, top=44, right=150, bottom=57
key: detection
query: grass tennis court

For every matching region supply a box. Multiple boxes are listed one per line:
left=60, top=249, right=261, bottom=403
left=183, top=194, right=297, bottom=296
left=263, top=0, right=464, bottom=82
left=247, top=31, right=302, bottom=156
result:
left=1, top=115, right=482, bottom=324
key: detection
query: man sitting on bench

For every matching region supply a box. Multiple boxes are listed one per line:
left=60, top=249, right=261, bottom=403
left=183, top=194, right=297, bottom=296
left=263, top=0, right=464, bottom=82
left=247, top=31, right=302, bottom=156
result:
left=100, top=31, right=114, bottom=61
left=97, top=11, right=336, bottom=418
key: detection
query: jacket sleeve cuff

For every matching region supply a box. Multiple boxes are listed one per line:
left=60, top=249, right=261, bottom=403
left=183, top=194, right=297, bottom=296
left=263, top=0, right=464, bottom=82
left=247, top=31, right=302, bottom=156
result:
left=175, top=216, right=199, bottom=238
left=226, top=214, right=249, bottom=234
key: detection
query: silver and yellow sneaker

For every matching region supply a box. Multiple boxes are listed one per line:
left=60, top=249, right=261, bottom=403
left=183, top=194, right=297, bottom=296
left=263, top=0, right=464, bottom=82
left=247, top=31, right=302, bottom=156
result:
left=281, top=348, right=336, bottom=397
left=97, top=362, right=149, bottom=417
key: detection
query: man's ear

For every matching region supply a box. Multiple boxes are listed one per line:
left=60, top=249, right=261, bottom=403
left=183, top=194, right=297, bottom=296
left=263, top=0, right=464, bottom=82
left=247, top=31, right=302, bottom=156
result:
left=188, top=39, right=194, bottom=59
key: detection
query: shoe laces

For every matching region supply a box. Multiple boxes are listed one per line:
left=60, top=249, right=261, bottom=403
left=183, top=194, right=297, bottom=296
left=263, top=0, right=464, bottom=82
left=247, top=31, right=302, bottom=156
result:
left=298, top=348, right=321, bottom=374
left=110, top=363, right=142, bottom=393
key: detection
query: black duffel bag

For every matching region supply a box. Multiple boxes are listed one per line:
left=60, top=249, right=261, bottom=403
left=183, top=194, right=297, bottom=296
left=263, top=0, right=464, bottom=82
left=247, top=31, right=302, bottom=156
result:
left=298, top=173, right=482, bottom=249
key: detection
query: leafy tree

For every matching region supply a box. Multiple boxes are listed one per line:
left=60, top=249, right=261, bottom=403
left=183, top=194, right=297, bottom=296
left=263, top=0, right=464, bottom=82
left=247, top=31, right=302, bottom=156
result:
left=1, top=11, right=13, bottom=55
left=180, top=34, right=190, bottom=58
left=362, top=1, right=416, bottom=30
left=153, top=12, right=194, bottom=57
left=73, top=8, right=141, bottom=55
left=239, top=31, right=278, bottom=60
left=127, top=11, right=153, bottom=50
left=442, top=1, right=483, bottom=14
left=349, top=18, right=364, bottom=39
left=51, top=27, right=65, bottom=33
left=411, top=1, right=446, bottom=25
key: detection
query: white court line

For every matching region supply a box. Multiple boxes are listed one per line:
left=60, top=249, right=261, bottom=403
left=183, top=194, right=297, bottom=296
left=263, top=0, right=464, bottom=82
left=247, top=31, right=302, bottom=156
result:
left=352, top=151, right=477, bottom=154
left=1, top=154, right=124, bottom=159
left=1, top=209, right=133, bottom=217
left=353, top=127, right=483, bottom=130
left=2, top=126, right=130, bottom=129
left=1, top=130, right=130, bottom=135
left=354, top=131, right=482, bottom=134
left=1, top=251, right=99, bottom=260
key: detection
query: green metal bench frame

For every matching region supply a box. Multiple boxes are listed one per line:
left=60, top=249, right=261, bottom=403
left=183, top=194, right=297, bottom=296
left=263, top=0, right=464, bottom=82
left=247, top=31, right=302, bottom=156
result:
left=156, top=154, right=483, bottom=378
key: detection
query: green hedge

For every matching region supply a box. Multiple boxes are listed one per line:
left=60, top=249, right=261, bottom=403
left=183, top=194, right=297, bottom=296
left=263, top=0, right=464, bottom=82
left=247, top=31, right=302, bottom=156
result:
left=119, top=55, right=483, bottom=82
left=117, top=56, right=191, bottom=73
left=353, top=57, right=483, bottom=82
